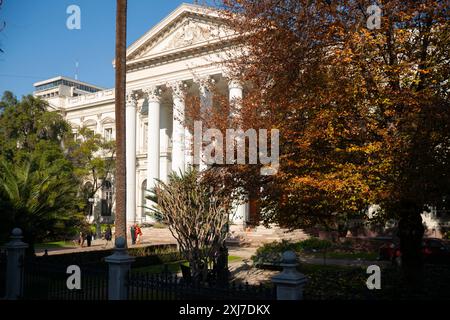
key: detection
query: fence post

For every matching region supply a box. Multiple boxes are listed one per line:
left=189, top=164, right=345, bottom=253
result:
left=105, top=237, right=135, bottom=300
left=271, top=251, right=307, bottom=300
left=5, top=228, right=28, bottom=300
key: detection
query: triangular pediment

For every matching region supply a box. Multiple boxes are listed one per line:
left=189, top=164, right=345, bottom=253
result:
left=126, top=4, right=235, bottom=62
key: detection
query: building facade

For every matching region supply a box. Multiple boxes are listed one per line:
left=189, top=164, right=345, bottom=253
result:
left=34, top=3, right=249, bottom=227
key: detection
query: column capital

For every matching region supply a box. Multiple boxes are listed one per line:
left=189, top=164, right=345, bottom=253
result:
left=167, top=81, right=187, bottom=100
left=196, top=75, right=215, bottom=92
left=126, top=91, right=139, bottom=107
left=228, top=79, right=243, bottom=91
left=143, top=86, right=162, bottom=103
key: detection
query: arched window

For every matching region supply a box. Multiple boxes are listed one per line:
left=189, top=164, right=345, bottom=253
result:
left=101, top=180, right=113, bottom=216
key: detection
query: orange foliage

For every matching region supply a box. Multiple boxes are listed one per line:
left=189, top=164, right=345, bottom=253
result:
left=190, top=0, right=450, bottom=230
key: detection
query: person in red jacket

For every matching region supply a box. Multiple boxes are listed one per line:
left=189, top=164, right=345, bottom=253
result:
left=135, top=224, right=143, bottom=244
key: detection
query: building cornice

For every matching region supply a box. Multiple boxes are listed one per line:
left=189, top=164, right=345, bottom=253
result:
left=127, top=37, right=240, bottom=72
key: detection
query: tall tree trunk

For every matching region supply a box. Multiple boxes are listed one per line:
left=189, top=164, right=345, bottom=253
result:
left=114, top=0, right=127, bottom=244
left=396, top=200, right=425, bottom=290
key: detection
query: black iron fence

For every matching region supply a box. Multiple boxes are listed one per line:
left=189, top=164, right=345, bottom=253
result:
left=127, top=270, right=276, bottom=300
left=21, top=257, right=108, bottom=300
left=0, top=250, right=6, bottom=298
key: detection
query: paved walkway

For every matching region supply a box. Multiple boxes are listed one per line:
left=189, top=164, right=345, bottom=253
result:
left=35, top=241, right=156, bottom=256
left=34, top=227, right=179, bottom=256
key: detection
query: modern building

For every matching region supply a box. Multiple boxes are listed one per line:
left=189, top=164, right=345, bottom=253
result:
left=34, top=3, right=250, bottom=227
left=34, top=76, right=105, bottom=107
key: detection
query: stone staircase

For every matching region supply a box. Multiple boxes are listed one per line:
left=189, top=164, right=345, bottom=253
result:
left=141, top=227, right=177, bottom=244
left=227, top=225, right=309, bottom=247
left=141, top=225, right=310, bottom=248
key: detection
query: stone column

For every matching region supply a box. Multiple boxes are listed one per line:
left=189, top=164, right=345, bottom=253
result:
left=228, top=79, right=247, bottom=225
left=170, top=81, right=186, bottom=175
left=198, top=77, right=214, bottom=171
left=105, top=237, right=135, bottom=300
left=144, top=86, right=161, bottom=190
left=228, top=79, right=243, bottom=114
left=125, top=92, right=138, bottom=225
left=159, top=106, right=170, bottom=184
left=5, top=228, right=28, bottom=300
left=271, top=251, right=307, bottom=300
left=185, top=126, right=193, bottom=171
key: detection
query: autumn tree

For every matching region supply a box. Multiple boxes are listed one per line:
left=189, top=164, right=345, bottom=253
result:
left=205, top=0, right=450, bottom=285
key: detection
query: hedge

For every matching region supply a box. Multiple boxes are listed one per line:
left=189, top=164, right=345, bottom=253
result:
left=35, top=244, right=180, bottom=268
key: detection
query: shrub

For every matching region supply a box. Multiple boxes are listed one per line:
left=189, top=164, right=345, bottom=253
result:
left=251, top=240, right=301, bottom=266
left=35, top=244, right=178, bottom=268
left=251, top=238, right=335, bottom=267
left=297, top=238, right=333, bottom=252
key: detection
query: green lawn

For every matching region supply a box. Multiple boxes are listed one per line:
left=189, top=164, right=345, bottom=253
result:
left=35, top=241, right=77, bottom=249
left=228, top=255, right=242, bottom=263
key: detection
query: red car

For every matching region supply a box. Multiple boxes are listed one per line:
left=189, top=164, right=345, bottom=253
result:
left=378, top=238, right=450, bottom=265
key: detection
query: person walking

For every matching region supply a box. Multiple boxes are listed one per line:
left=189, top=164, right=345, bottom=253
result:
left=79, top=231, right=85, bottom=247
left=86, top=231, right=93, bottom=247
left=104, top=225, right=112, bottom=248
left=130, top=224, right=136, bottom=245
left=135, top=224, right=143, bottom=244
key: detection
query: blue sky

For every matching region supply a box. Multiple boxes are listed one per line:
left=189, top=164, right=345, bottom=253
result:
left=0, top=0, right=198, bottom=98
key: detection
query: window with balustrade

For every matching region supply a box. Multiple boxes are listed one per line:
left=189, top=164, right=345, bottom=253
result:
left=104, top=128, right=113, bottom=141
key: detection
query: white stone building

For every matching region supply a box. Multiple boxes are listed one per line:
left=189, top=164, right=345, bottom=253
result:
left=34, top=3, right=250, bottom=227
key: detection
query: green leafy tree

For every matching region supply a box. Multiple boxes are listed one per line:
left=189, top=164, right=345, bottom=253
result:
left=65, top=126, right=116, bottom=237
left=0, top=92, right=85, bottom=253
left=0, top=93, right=70, bottom=160
left=0, top=91, right=17, bottom=114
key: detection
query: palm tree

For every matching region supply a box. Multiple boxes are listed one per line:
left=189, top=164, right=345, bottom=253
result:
left=114, top=0, right=127, bottom=242
left=0, top=155, right=84, bottom=255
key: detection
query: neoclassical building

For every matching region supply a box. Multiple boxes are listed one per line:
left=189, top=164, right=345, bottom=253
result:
left=34, top=3, right=250, bottom=227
